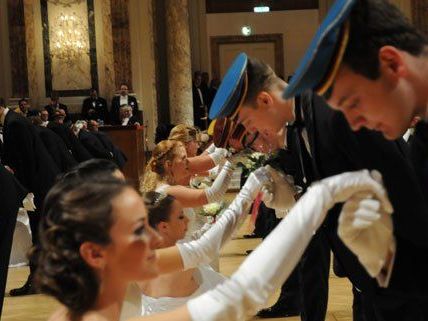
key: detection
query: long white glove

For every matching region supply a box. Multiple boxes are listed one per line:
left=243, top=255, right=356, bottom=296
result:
left=208, top=165, right=221, bottom=179
left=209, top=147, right=229, bottom=166
left=177, top=166, right=272, bottom=270
left=187, top=170, right=391, bottom=321
left=261, top=165, right=298, bottom=211
left=205, top=143, right=217, bottom=155
left=205, top=161, right=235, bottom=203
left=338, top=192, right=395, bottom=287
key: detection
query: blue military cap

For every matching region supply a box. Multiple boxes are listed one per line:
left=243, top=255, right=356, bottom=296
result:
left=209, top=53, right=248, bottom=120
left=284, top=0, right=357, bottom=99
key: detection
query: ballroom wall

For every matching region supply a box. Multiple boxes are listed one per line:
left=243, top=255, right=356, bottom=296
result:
left=0, top=0, right=158, bottom=148
left=0, top=0, right=417, bottom=150
left=205, top=9, right=319, bottom=79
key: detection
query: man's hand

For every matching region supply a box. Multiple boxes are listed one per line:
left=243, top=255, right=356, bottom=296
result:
left=338, top=192, right=395, bottom=287
left=261, top=165, right=298, bottom=211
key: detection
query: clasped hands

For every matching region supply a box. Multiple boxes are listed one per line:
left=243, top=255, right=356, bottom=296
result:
left=248, top=165, right=395, bottom=287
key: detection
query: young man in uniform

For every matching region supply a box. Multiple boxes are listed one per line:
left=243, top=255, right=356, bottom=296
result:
left=209, top=51, right=428, bottom=320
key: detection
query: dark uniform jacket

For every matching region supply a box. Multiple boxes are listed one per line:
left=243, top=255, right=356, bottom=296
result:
left=290, top=92, right=428, bottom=309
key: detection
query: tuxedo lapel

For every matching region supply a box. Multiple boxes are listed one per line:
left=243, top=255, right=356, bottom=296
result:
left=300, top=92, right=320, bottom=180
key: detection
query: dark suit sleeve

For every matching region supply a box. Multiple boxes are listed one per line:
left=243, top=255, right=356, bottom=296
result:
left=5, top=121, right=39, bottom=190
left=81, top=99, right=90, bottom=119
left=0, top=165, right=27, bottom=315
left=110, top=97, right=119, bottom=125
left=129, top=97, right=140, bottom=122
left=39, top=129, right=77, bottom=172
left=100, top=98, right=109, bottom=123
left=79, top=131, right=113, bottom=160
left=318, top=101, right=428, bottom=249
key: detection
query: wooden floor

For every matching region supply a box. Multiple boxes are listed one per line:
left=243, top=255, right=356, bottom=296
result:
left=2, top=217, right=353, bottom=321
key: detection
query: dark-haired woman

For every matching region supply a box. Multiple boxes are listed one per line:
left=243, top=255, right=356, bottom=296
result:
left=36, top=165, right=390, bottom=321
left=132, top=192, right=226, bottom=316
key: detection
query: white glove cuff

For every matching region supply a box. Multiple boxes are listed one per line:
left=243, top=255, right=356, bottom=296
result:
left=209, top=148, right=228, bottom=166
left=205, top=143, right=216, bottom=155
left=205, top=162, right=234, bottom=203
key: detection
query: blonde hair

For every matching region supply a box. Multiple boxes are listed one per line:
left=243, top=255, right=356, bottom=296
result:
left=141, top=140, right=184, bottom=192
left=168, top=124, right=199, bottom=144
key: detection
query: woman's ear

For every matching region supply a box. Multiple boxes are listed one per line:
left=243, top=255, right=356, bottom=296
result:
left=157, top=222, right=169, bottom=235
left=164, top=160, right=172, bottom=171
left=79, top=242, right=107, bottom=270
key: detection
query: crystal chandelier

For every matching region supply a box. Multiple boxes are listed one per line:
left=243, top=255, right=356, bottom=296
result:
left=50, top=12, right=89, bottom=66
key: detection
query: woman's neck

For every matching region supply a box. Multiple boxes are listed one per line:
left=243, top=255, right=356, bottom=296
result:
left=90, top=273, right=128, bottom=321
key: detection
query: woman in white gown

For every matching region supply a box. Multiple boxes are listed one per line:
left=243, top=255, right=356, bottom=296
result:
left=35, top=159, right=392, bottom=321
left=141, top=140, right=234, bottom=241
left=138, top=192, right=226, bottom=316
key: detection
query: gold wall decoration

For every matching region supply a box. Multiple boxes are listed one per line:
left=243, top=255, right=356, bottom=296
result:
left=41, top=0, right=98, bottom=97
left=47, top=0, right=86, bottom=7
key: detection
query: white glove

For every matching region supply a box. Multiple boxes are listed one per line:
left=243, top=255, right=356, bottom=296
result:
left=209, top=147, right=229, bottom=166
left=320, top=170, right=392, bottom=212
left=178, top=166, right=272, bottom=270
left=205, top=161, right=235, bottom=203
left=261, top=165, right=298, bottom=211
left=338, top=192, right=395, bottom=287
left=187, top=170, right=390, bottom=321
left=22, top=193, right=36, bottom=211
left=208, top=165, right=221, bottom=179
left=205, top=143, right=216, bottom=154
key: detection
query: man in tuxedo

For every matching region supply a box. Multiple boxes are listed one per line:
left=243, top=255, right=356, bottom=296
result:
left=209, top=53, right=428, bottom=321
left=30, top=116, right=77, bottom=172
left=0, top=104, right=60, bottom=296
left=285, top=1, right=428, bottom=258
left=81, top=88, right=108, bottom=123
left=18, top=98, right=30, bottom=117
left=44, top=93, right=69, bottom=122
left=192, top=71, right=208, bottom=130
left=48, top=120, right=92, bottom=163
left=88, top=120, right=127, bottom=168
left=40, top=109, right=49, bottom=127
left=119, top=105, right=140, bottom=126
left=74, top=121, right=114, bottom=161
left=110, top=84, right=140, bottom=125
left=0, top=165, right=27, bottom=314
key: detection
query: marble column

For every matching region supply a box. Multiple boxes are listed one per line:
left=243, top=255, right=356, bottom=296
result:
left=0, top=0, right=12, bottom=102
left=24, top=0, right=38, bottom=105
left=129, top=0, right=158, bottom=149
left=165, top=0, right=194, bottom=125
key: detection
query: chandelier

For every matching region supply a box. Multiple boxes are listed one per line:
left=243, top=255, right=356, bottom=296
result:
left=50, top=12, right=89, bottom=66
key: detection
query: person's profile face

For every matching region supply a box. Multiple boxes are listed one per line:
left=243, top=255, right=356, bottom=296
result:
left=238, top=89, right=291, bottom=142
left=105, top=188, right=162, bottom=282
left=158, top=199, right=189, bottom=245
left=90, top=90, right=97, bottom=99
left=170, top=145, right=190, bottom=181
left=327, top=63, right=416, bottom=140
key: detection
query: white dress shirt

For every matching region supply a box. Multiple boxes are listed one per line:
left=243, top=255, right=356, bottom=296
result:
left=120, top=95, right=128, bottom=106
